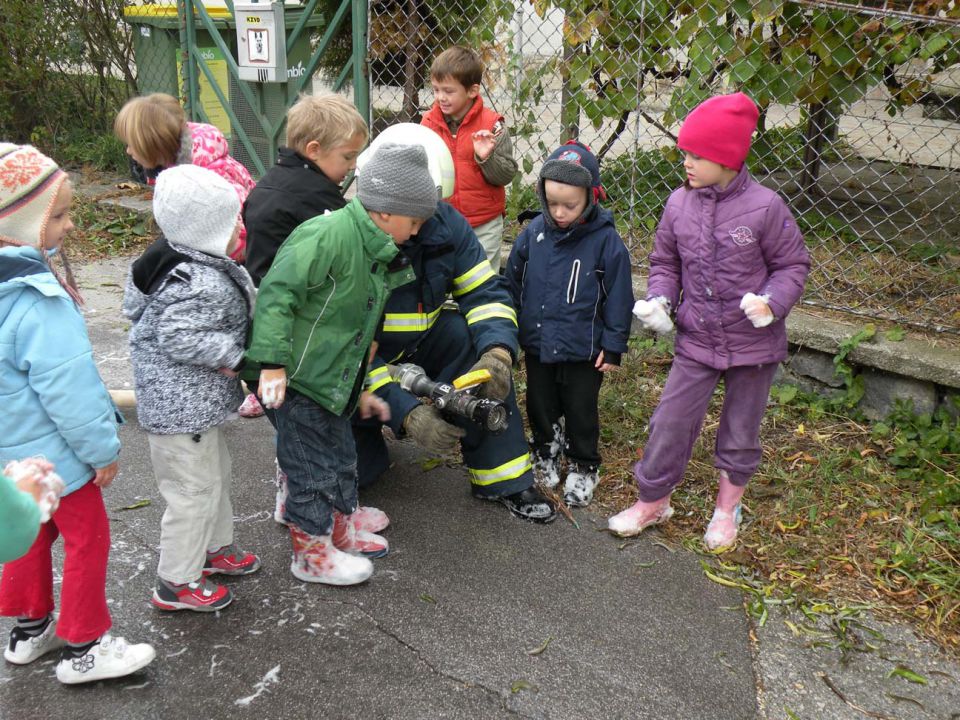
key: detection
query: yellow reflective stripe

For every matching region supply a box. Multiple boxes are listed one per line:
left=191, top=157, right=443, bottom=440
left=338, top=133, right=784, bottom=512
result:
left=465, top=302, right=518, bottom=327
left=381, top=307, right=443, bottom=332
left=452, top=261, right=496, bottom=297
left=365, top=366, right=394, bottom=393
left=468, top=453, right=533, bottom=486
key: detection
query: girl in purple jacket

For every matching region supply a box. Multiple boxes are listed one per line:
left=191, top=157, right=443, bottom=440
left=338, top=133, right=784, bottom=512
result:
left=608, top=93, right=810, bottom=550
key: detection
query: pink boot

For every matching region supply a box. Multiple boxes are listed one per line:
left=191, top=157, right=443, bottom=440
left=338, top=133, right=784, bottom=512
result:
left=332, top=511, right=389, bottom=558
left=352, top=505, right=390, bottom=534
left=703, top=471, right=745, bottom=551
left=238, top=392, right=265, bottom=418
left=289, top=525, right=372, bottom=586
left=607, top=495, right=674, bottom=537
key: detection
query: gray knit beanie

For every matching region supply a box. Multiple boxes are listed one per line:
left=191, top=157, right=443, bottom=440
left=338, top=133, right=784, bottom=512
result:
left=152, top=164, right=240, bottom=257
left=357, top=142, right=438, bottom=220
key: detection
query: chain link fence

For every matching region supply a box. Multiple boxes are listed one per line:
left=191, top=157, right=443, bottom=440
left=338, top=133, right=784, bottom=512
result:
left=367, top=0, right=960, bottom=336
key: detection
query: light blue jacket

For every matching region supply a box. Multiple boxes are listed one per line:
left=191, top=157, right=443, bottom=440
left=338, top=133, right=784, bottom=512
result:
left=0, top=246, right=120, bottom=496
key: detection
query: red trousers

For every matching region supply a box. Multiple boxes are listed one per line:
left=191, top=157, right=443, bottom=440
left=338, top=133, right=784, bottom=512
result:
left=0, top=481, right=112, bottom=644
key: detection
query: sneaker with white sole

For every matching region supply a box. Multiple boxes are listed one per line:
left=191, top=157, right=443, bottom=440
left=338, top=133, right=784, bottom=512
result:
left=203, top=544, right=261, bottom=576
left=151, top=576, right=233, bottom=612
left=4, top=616, right=65, bottom=665
left=56, top=634, right=155, bottom=685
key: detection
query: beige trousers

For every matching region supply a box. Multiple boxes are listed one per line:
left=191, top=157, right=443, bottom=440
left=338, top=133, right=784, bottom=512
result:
left=148, top=427, right=234, bottom=584
left=473, top=215, right=505, bottom=272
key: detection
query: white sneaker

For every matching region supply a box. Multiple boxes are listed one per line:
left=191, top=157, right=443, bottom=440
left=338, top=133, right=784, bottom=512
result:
left=4, top=616, right=65, bottom=665
left=55, top=634, right=155, bottom=685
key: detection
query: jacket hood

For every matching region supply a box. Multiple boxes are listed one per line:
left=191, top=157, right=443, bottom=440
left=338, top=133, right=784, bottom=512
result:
left=124, top=235, right=255, bottom=323
left=0, top=246, right=65, bottom=302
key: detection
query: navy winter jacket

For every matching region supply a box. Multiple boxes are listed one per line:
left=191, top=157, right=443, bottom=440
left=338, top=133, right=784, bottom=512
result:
left=506, top=206, right=634, bottom=365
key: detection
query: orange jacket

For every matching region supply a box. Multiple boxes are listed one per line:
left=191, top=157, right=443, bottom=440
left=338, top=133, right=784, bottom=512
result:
left=421, top=98, right=506, bottom=227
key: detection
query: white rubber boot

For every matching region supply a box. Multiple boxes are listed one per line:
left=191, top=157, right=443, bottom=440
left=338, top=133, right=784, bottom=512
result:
left=289, top=525, right=372, bottom=586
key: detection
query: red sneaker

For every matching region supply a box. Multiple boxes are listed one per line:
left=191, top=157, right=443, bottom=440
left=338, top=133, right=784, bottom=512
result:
left=151, top=577, right=232, bottom=612
left=203, top=544, right=261, bottom=576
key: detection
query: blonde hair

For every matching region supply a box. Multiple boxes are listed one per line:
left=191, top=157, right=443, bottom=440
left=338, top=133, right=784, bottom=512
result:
left=285, top=93, right=368, bottom=154
left=114, top=93, right=187, bottom=168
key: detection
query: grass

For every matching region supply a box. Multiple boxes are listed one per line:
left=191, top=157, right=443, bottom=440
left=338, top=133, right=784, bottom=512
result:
left=522, top=336, right=960, bottom=651
left=65, top=175, right=153, bottom=261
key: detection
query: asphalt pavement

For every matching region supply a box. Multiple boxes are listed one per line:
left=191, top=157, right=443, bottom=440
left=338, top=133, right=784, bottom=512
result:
left=0, top=241, right=957, bottom=720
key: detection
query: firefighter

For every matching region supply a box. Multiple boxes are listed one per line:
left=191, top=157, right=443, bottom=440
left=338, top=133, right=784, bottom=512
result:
left=354, top=124, right=556, bottom=523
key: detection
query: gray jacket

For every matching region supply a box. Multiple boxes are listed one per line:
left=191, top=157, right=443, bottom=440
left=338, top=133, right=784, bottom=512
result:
left=123, top=238, right=256, bottom=435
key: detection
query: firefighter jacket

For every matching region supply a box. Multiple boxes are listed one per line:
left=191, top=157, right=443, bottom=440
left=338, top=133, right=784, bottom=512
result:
left=365, top=201, right=519, bottom=433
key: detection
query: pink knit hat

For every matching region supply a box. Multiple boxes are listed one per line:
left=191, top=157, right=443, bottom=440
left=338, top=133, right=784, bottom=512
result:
left=677, top=93, right=759, bottom=170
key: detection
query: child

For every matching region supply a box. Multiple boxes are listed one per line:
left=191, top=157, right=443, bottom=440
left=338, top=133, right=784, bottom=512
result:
left=238, top=93, right=368, bottom=420
left=243, top=92, right=367, bottom=286
left=123, top=164, right=260, bottom=612
left=246, top=142, right=438, bottom=586
left=505, top=141, right=634, bottom=507
left=607, top=93, right=810, bottom=550
left=239, top=95, right=388, bottom=537
left=114, top=93, right=255, bottom=262
left=0, top=144, right=155, bottom=684
left=421, top=46, right=517, bottom=271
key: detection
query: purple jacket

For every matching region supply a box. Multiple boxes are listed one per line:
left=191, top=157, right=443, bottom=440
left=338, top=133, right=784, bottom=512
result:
left=648, top=167, right=810, bottom=369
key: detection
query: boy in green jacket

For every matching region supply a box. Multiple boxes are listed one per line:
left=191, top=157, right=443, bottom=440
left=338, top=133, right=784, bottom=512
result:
left=245, top=143, right=438, bottom=586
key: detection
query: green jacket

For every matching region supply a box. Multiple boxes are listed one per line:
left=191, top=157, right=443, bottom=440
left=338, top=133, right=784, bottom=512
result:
left=245, top=198, right=415, bottom=415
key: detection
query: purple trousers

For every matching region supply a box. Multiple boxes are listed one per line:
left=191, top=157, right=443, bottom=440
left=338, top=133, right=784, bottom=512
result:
left=635, top=353, right=778, bottom=502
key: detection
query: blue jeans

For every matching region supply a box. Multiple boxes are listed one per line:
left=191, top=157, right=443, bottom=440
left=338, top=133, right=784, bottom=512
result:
left=275, top=390, right=358, bottom=536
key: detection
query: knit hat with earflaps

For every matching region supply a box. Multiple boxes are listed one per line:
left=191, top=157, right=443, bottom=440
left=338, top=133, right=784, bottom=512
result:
left=537, top=140, right=607, bottom=229
left=0, top=144, right=68, bottom=249
left=0, top=144, right=83, bottom=304
left=677, top=92, right=759, bottom=170
left=152, top=164, right=240, bottom=258
left=356, top=142, right=439, bottom=220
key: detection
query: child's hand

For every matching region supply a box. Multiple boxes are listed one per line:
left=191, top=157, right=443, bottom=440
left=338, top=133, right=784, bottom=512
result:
left=633, top=297, right=674, bottom=334
left=93, top=460, right=119, bottom=488
left=472, top=130, right=498, bottom=161
left=259, top=368, right=287, bottom=409
left=740, top=292, right=774, bottom=328
left=594, top=351, right=617, bottom=373
left=5, top=458, right=65, bottom=522
left=218, top=367, right=239, bottom=377
left=358, top=391, right=391, bottom=422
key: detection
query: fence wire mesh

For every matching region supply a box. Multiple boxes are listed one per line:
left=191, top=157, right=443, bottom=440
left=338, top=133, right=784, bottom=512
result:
left=367, top=0, right=960, bottom=335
